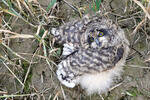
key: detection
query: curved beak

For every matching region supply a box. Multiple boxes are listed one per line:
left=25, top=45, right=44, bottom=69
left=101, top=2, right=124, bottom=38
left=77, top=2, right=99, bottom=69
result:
left=95, top=38, right=101, bottom=46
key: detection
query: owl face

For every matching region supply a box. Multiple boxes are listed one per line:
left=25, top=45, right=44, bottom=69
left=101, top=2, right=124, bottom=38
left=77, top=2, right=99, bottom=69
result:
left=87, top=27, right=112, bottom=48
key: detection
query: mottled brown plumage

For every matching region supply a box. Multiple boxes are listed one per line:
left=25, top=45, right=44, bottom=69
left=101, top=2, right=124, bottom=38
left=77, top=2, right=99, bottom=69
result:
left=50, top=14, right=130, bottom=94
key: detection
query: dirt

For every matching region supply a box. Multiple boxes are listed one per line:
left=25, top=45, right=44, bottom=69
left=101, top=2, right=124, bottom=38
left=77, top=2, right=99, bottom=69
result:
left=0, top=0, right=150, bottom=100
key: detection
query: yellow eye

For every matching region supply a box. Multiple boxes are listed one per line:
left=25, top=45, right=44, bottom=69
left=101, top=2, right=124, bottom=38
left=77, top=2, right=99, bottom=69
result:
left=98, top=32, right=104, bottom=37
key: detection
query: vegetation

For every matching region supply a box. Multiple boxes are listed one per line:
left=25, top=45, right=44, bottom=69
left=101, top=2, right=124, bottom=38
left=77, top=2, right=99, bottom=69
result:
left=0, top=0, right=150, bottom=99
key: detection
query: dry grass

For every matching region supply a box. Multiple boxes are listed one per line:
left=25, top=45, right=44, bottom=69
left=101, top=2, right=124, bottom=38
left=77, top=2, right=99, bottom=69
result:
left=0, top=0, right=150, bottom=100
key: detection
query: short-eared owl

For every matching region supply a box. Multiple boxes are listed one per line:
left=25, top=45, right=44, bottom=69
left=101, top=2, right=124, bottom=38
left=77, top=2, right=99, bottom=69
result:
left=50, top=14, right=130, bottom=94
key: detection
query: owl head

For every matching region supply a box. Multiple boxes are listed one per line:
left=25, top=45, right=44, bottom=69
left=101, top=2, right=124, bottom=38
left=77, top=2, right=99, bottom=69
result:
left=87, top=27, right=111, bottom=48
left=85, top=16, right=129, bottom=49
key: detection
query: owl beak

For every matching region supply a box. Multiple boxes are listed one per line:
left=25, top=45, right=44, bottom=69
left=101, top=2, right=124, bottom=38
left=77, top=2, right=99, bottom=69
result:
left=95, top=38, right=101, bottom=46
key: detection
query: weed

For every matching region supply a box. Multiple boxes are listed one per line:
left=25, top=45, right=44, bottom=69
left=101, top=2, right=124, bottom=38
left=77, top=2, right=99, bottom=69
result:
left=90, top=0, right=101, bottom=13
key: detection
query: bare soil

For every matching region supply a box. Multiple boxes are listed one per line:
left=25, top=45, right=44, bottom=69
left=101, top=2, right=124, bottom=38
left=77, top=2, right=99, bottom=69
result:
left=0, top=0, right=150, bottom=100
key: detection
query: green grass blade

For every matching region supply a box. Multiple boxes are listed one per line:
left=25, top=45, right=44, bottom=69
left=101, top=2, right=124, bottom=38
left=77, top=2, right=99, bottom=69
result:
left=10, top=8, right=22, bottom=18
left=46, top=0, right=57, bottom=11
left=1, top=0, right=22, bottom=18
left=7, top=0, right=13, bottom=8
left=96, top=0, right=101, bottom=11
left=1, top=0, right=9, bottom=7
left=89, top=3, right=96, bottom=12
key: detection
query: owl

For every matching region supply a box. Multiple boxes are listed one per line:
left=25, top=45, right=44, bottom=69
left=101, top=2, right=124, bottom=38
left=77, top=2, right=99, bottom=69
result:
left=50, top=14, right=130, bottom=95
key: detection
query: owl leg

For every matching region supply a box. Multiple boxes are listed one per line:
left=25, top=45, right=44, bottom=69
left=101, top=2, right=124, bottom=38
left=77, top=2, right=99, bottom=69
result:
left=56, top=61, right=77, bottom=88
left=62, top=43, right=76, bottom=57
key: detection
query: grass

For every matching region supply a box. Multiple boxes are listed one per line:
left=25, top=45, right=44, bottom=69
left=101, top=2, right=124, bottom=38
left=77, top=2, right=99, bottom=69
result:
left=22, top=61, right=32, bottom=93
left=0, top=0, right=150, bottom=99
left=47, top=0, right=57, bottom=11
left=90, top=0, right=101, bottom=12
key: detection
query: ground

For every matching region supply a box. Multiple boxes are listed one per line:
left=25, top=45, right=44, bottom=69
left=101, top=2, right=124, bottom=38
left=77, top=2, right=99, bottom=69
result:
left=0, top=0, right=150, bottom=100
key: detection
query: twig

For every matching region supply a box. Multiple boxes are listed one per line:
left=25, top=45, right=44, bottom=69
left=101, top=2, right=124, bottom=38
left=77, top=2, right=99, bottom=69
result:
left=0, top=91, right=7, bottom=94
left=130, top=18, right=145, bottom=36
left=62, top=0, right=80, bottom=14
left=61, top=86, right=66, bottom=100
left=127, top=64, right=150, bottom=69
left=129, top=46, right=143, bottom=56
left=18, top=52, right=57, bottom=66
left=2, top=34, right=34, bottom=40
left=99, top=95, right=104, bottom=100
left=109, top=82, right=123, bottom=91
left=145, top=58, right=150, bottom=62
left=42, top=39, right=53, bottom=71
left=132, top=0, right=150, bottom=20
left=0, top=54, right=23, bottom=69
left=0, top=29, right=34, bottom=39
left=0, top=29, right=21, bottom=35
left=53, top=91, right=60, bottom=100
left=0, top=93, right=36, bottom=98
left=2, top=42, right=31, bottom=63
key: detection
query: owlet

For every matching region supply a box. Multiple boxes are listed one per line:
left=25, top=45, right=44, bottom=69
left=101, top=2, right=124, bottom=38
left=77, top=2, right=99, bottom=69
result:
left=50, top=14, right=130, bottom=94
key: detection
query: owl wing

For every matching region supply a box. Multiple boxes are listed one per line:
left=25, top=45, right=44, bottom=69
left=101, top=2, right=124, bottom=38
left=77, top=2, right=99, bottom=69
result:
left=56, top=46, right=124, bottom=88
left=50, top=16, right=90, bottom=44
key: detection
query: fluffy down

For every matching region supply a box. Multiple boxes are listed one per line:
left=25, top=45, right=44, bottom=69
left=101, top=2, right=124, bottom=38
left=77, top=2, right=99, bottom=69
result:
left=56, top=45, right=129, bottom=95
left=78, top=46, right=129, bottom=95
left=79, top=65, right=123, bottom=94
left=56, top=58, right=124, bottom=94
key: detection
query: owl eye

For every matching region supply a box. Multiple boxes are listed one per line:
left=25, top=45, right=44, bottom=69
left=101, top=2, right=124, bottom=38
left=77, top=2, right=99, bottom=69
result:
left=90, top=37, right=94, bottom=42
left=98, top=32, right=104, bottom=37
left=97, top=29, right=108, bottom=37
left=87, top=36, right=94, bottom=44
